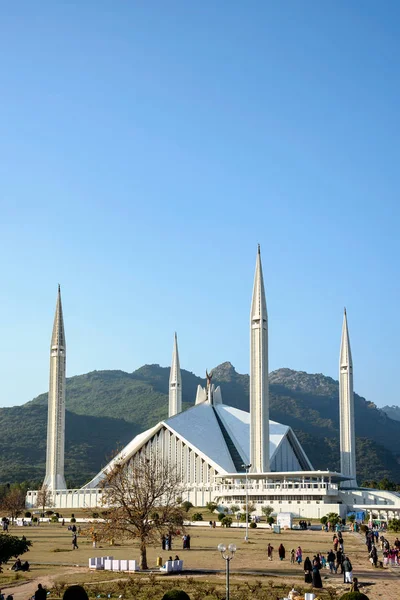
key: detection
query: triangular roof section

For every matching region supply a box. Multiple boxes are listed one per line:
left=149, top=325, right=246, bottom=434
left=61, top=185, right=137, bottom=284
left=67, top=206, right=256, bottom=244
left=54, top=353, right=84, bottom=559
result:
left=82, top=400, right=314, bottom=490
left=164, top=402, right=236, bottom=473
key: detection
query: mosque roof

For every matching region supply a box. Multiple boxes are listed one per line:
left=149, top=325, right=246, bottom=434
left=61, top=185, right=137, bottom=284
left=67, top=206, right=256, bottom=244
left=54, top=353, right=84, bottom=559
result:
left=82, top=400, right=313, bottom=489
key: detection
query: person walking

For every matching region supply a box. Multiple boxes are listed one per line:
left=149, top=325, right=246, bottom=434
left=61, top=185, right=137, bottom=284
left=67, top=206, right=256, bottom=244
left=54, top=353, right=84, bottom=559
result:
left=295, top=546, right=302, bottom=564
left=278, top=543, right=286, bottom=561
left=327, top=549, right=336, bottom=573
left=336, top=548, right=343, bottom=574
left=342, top=556, right=353, bottom=583
left=267, top=543, right=274, bottom=561
left=370, top=544, right=378, bottom=567
left=186, top=534, right=191, bottom=550
left=312, top=556, right=322, bottom=589
left=304, top=557, right=312, bottom=583
left=34, top=584, right=47, bottom=600
left=72, top=533, right=78, bottom=550
left=290, top=549, right=295, bottom=564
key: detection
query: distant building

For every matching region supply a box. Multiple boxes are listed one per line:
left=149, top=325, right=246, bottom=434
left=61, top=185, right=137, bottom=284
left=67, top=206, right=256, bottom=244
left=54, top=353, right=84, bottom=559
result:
left=26, top=249, right=400, bottom=521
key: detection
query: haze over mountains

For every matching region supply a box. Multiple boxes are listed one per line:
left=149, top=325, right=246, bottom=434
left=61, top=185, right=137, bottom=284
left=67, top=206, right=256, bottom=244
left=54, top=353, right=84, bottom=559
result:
left=0, top=363, right=399, bottom=487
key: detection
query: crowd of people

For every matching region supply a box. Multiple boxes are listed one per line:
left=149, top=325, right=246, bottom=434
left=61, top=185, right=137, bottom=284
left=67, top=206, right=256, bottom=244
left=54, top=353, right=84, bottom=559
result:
left=365, top=526, right=400, bottom=568
left=266, top=528, right=359, bottom=592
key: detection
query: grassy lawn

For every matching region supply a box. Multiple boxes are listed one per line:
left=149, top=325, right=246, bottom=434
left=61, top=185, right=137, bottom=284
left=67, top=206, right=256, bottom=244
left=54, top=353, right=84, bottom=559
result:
left=1, top=522, right=397, bottom=599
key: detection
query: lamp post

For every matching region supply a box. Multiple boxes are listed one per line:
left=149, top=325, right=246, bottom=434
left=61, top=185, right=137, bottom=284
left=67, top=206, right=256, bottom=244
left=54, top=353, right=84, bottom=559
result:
left=218, top=543, right=236, bottom=600
left=241, top=463, right=251, bottom=542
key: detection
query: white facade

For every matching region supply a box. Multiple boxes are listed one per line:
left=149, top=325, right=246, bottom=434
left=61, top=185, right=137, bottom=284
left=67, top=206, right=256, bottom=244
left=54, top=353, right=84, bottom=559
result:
left=250, top=245, right=269, bottom=472
left=169, top=333, right=182, bottom=417
left=339, top=309, right=357, bottom=488
left=26, top=247, right=400, bottom=520
left=43, top=285, right=67, bottom=491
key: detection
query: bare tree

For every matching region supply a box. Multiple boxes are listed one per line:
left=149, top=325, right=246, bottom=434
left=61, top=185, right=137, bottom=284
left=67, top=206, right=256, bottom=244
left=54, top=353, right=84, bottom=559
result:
left=1, top=488, right=26, bottom=523
left=35, top=485, right=53, bottom=514
left=98, top=456, right=184, bottom=569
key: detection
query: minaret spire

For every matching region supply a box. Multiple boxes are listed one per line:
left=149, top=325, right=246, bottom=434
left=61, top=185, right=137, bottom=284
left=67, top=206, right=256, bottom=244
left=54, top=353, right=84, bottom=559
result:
left=169, top=332, right=182, bottom=417
left=250, top=245, right=269, bottom=472
left=43, top=286, right=67, bottom=491
left=339, top=308, right=357, bottom=488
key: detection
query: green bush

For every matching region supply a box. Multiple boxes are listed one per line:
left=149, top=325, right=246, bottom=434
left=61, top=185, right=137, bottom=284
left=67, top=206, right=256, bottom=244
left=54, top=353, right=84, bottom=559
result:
left=51, top=515, right=59, bottom=523
left=92, top=512, right=99, bottom=519
left=32, top=517, right=38, bottom=523
left=192, top=513, right=203, bottom=522
left=320, top=516, right=328, bottom=525
left=388, top=517, right=400, bottom=532
left=339, top=593, right=369, bottom=600
left=206, top=502, right=218, bottom=513
left=45, top=510, right=54, bottom=517
left=161, top=590, right=191, bottom=600
left=267, top=516, right=275, bottom=525
left=24, top=511, right=31, bottom=518
left=217, top=512, right=225, bottom=522
left=70, top=517, right=76, bottom=523
left=249, top=521, right=257, bottom=529
left=347, top=514, right=356, bottom=523
left=181, top=501, right=193, bottom=513
left=221, top=516, right=232, bottom=528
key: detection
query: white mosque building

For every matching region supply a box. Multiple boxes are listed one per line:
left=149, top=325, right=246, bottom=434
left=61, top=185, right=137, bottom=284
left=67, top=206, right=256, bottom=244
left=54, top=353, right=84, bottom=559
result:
left=26, top=248, right=400, bottom=520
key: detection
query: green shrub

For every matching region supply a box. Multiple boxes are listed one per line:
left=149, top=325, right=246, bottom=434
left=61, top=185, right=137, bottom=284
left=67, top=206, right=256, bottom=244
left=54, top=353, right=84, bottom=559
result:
left=221, top=516, right=232, bottom=528
left=161, top=590, right=191, bottom=600
left=51, top=515, right=59, bottom=523
left=250, top=521, right=257, bottom=529
left=267, top=516, right=275, bottom=525
left=92, top=512, right=99, bottom=519
left=388, top=517, right=400, bottom=532
left=32, top=517, right=38, bottom=523
left=45, top=510, right=54, bottom=517
left=320, top=516, right=328, bottom=525
left=347, top=514, right=356, bottom=523
left=217, top=512, right=225, bottom=522
left=339, top=593, right=369, bottom=600
left=181, top=501, right=193, bottom=513
left=70, top=517, right=76, bottom=523
left=192, top=513, right=203, bottom=522
left=206, top=502, right=218, bottom=513
left=24, top=511, right=32, bottom=518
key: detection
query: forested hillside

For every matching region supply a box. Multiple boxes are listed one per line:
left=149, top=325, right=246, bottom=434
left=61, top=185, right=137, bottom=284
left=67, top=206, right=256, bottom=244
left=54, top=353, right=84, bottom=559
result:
left=1, top=362, right=399, bottom=486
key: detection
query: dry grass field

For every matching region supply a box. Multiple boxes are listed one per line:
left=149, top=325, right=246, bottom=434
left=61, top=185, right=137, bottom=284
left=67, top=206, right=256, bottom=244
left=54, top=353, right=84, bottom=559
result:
left=0, top=522, right=399, bottom=600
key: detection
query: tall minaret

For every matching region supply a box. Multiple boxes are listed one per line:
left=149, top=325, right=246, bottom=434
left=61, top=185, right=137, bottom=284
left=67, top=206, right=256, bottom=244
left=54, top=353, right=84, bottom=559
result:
left=169, top=332, right=182, bottom=417
left=250, top=245, right=269, bottom=472
left=339, top=308, right=357, bottom=488
left=43, top=285, right=67, bottom=491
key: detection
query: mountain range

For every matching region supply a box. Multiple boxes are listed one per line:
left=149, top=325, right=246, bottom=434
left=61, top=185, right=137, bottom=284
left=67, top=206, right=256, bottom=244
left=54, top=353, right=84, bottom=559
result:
left=0, top=362, right=399, bottom=487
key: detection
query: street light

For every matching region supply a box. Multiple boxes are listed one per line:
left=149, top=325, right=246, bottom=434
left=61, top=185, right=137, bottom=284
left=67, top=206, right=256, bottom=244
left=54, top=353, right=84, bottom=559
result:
left=241, top=463, right=251, bottom=542
left=218, top=543, right=236, bottom=600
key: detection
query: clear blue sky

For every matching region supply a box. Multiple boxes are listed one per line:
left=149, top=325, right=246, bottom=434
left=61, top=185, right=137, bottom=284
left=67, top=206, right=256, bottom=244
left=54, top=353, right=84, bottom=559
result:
left=0, top=1, right=399, bottom=408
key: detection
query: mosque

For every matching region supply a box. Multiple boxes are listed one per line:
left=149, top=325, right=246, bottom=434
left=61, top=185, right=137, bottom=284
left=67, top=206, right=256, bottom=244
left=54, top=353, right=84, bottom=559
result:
left=26, top=248, right=400, bottom=521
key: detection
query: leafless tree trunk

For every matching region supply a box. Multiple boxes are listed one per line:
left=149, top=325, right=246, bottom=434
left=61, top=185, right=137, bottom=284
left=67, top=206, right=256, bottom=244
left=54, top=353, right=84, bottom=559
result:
left=98, top=456, right=184, bottom=570
left=35, top=484, right=53, bottom=514
left=1, top=488, right=26, bottom=523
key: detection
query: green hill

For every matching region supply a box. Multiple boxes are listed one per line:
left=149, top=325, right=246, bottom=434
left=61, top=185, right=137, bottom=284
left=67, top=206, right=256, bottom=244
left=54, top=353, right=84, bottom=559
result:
left=1, top=362, right=400, bottom=486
